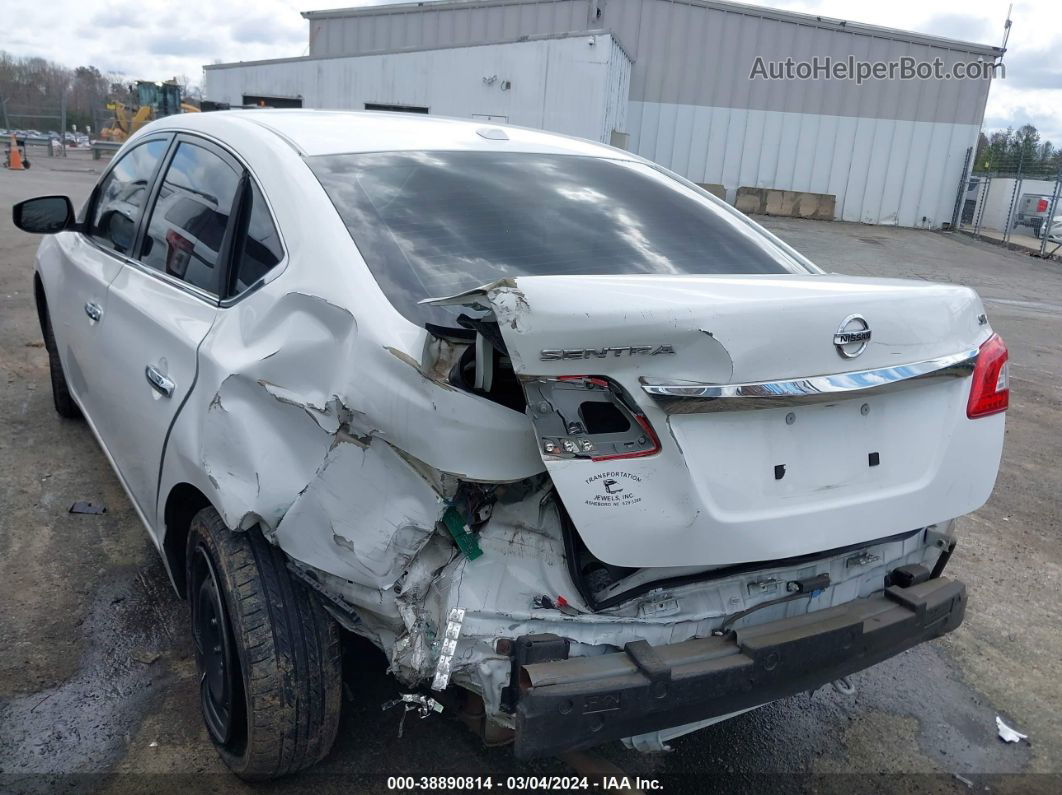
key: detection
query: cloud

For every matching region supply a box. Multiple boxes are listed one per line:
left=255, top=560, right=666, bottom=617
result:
left=90, top=6, right=141, bottom=28
left=983, top=82, right=1062, bottom=142
left=922, top=13, right=996, bottom=44
left=997, top=48, right=1062, bottom=90
left=148, top=33, right=221, bottom=58
left=232, top=17, right=304, bottom=45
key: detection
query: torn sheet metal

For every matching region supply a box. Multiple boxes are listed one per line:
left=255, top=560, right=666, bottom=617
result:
left=411, top=501, right=947, bottom=720
left=284, top=470, right=944, bottom=724
left=273, top=438, right=444, bottom=588
left=157, top=279, right=546, bottom=617
left=162, top=285, right=544, bottom=538
left=382, top=693, right=444, bottom=738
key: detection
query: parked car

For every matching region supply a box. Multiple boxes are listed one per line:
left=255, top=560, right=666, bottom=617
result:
left=13, top=110, right=1007, bottom=779
left=1040, top=215, right=1062, bottom=243
left=1013, top=192, right=1055, bottom=236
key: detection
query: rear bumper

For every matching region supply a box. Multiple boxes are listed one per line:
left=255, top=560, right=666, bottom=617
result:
left=513, top=577, right=965, bottom=759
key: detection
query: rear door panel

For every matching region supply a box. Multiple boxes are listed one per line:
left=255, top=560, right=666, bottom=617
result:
left=89, top=136, right=240, bottom=531
left=93, top=268, right=216, bottom=528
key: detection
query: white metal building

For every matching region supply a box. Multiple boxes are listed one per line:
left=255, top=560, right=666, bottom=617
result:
left=204, top=0, right=1003, bottom=228
left=206, top=32, right=632, bottom=146
left=969, top=177, right=1057, bottom=233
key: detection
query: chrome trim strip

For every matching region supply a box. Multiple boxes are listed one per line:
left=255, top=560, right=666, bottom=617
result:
left=640, top=348, right=979, bottom=413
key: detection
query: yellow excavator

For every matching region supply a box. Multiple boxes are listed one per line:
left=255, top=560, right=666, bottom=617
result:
left=100, top=79, right=199, bottom=142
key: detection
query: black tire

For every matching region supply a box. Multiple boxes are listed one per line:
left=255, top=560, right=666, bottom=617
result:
left=186, top=507, right=342, bottom=780
left=40, top=302, right=81, bottom=419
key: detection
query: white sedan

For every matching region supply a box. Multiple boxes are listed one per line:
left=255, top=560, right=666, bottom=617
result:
left=14, top=110, right=1007, bottom=778
left=1039, top=214, right=1062, bottom=243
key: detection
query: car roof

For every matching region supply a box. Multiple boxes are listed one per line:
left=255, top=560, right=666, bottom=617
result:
left=153, top=108, right=630, bottom=160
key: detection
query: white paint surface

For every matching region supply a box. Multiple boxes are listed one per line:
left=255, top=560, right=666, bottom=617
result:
left=437, top=274, right=1003, bottom=568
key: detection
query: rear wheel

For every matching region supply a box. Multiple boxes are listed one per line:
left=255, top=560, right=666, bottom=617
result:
left=186, top=507, right=342, bottom=779
left=40, top=302, right=81, bottom=419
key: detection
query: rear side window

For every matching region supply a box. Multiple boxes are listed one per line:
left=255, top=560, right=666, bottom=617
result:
left=139, top=141, right=240, bottom=295
left=309, top=151, right=808, bottom=326
left=229, top=182, right=283, bottom=295
left=89, top=139, right=168, bottom=254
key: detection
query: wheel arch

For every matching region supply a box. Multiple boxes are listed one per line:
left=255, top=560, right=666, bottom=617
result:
left=163, top=482, right=213, bottom=598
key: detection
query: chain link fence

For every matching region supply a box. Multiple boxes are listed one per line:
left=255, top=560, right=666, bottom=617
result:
left=951, top=141, right=1062, bottom=260
left=0, top=96, right=101, bottom=158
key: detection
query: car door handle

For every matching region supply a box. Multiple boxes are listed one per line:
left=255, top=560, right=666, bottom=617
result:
left=84, top=302, right=102, bottom=321
left=145, top=366, right=175, bottom=398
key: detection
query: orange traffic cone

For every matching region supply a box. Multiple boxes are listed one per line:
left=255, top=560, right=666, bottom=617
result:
left=7, top=134, right=25, bottom=170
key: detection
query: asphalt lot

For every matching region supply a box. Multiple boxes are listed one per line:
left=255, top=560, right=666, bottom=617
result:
left=1, top=152, right=1060, bottom=793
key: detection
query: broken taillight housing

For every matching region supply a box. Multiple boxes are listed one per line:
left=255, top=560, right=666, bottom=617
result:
left=967, top=333, right=1009, bottom=418
left=524, top=376, right=660, bottom=461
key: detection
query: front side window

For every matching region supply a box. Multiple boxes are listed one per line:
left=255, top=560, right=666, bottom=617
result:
left=309, top=151, right=809, bottom=326
left=88, top=138, right=168, bottom=254
left=139, top=141, right=240, bottom=295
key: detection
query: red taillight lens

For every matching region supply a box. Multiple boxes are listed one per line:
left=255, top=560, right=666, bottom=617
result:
left=1037, top=199, right=1049, bottom=213
left=967, top=334, right=1009, bottom=418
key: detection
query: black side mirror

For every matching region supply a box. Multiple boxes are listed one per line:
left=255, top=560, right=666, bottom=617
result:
left=12, top=195, right=76, bottom=234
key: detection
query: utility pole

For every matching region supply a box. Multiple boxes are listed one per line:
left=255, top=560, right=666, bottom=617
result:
left=60, top=91, right=67, bottom=157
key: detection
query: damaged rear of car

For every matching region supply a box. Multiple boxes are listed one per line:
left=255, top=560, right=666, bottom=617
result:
left=296, top=145, right=1002, bottom=759
left=22, top=111, right=1006, bottom=778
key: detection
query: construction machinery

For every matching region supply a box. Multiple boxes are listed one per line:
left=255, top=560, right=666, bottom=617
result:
left=99, top=80, right=199, bottom=143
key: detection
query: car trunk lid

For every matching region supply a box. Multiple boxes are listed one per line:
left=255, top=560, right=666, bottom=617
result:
left=425, top=274, right=1004, bottom=568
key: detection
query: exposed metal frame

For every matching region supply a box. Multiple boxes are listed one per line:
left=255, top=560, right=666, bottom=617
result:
left=640, top=347, right=978, bottom=413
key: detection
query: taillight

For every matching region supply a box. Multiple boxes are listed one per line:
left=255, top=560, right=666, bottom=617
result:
left=1037, top=198, right=1049, bottom=213
left=967, top=333, right=1009, bottom=418
left=523, top=376, right=661, bottom=461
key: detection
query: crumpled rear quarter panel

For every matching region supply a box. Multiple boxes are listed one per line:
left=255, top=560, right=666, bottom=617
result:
left=157, top=135, right=541, bottom=602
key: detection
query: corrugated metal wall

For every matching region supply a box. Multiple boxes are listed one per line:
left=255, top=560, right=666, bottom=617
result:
left=599, top=0, right=993, bottom=226
left=601, top=34, right=630, bottom=144
left=309, top=0, right=591, bottom=57
left=205, top=34, right=630, bottom=145
left=227, top=0, right=1001, bottom=227
left=629, top=103, right=978, bottom=226
left=306, top=1, right=993, bottom=126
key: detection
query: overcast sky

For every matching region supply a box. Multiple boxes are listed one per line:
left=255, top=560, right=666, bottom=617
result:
left=5, top=0, right=1060, bottom=140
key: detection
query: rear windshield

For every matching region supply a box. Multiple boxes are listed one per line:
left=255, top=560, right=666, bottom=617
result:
left=310, top=151, right=808, bottom=325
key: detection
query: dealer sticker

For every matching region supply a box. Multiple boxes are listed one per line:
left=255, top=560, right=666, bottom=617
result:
left=584, top=471, right=643, bottom=507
